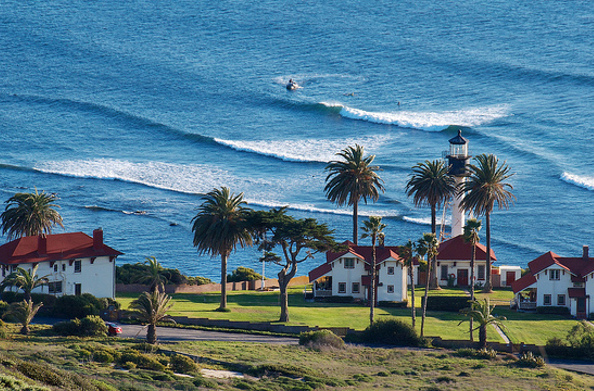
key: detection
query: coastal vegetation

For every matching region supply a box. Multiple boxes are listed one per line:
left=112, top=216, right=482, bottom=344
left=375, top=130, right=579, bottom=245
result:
left=0, top=189, right=64, bottom=239
left=0, top=326, right=590, bottom=391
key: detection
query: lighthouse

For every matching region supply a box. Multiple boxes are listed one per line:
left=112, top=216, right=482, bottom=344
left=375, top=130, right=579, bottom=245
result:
left=446, top=130, right=470, bottom=237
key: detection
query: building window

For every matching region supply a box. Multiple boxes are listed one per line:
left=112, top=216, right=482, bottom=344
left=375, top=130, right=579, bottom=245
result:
left=338, top=282, right=346, bottom=293
left=441, top=265, right=448, bottom=280
left=557, top=294, right=566, bottom=306
left=478, top=265, right=485, bottom=280
left=387, top=285, right=395, bottom=293
left=53, top=264, right=58, bottom=272
left=352, top=282, right=360, bottom=293
left=344, top=258, right=355, bottom=269
left=549, top=269, right=560, bottom=280
left=62, top=264, right=66, bottom=272
left=387, top=266, right=395, bottom=275
left=75, top=283, right=82, bottom=296
left=11, top=265, right=17, bottom=272
left=543, top=294, right=552, bottom=306
left=48, top=281, right=63, bottom=294
left=74, top=260, right=82, bottom=273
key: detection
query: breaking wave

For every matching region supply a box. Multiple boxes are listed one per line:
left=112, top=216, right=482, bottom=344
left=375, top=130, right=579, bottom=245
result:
left=560, top=172, right=594, bottom=191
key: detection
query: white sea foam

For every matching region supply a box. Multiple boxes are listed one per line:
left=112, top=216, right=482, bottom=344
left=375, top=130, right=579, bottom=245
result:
left=560, top=172, right=594, bottom=191
left=325, top=103, right=509, bottom=131
left=214, top=136, right=390, bottom=163
left=403, top=215, right=451, bottom=227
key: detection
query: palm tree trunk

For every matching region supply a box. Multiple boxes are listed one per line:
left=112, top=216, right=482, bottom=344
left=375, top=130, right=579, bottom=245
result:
left=369, top=238, right=376, bottom=326
left=470, top=244, right=476, bottom=341
left=219, top=253, right=229, bottom=310
left=147, top=324, right=157, bottom=344
left=353, top=200, right=359, bottom=244
left=483, top=213, right=493, bottom=293
left=420, top=258, right=432, bottom=337
left=409, top=266, right=416, bottom=328
left=479, top=325, right=487, bottom=349
left=429, top=204, right=440, bottom=290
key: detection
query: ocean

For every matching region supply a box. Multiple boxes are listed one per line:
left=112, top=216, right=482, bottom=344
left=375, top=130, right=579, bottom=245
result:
left=1, top=0, right=593, bottom=280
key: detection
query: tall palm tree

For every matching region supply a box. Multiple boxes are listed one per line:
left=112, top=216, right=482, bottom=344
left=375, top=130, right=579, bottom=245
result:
left=360, top=216, right=386, bottom=327
left=0, top=189, right=64, bottom=239
left=8, top=299, right=43, bottom=335
left=400, top=240, right=416, bottom=328
left=416, top=232, right=438, bottom=337
left=0, top=264, right=49, bottom=302
left=325, top=144, right=385, bottom=244
left=459, top=154, right=515, bottom=292
left=406, top=160, right=456, bottom=289
left=191, top=187, right=253, bottom=311
left=459, top=298, right=507, bottom=348
left=129, top=290, right=174, bottom=344
left=136, top=256, right=168, bottom=293
left=463, top=218, right=482, bottom=341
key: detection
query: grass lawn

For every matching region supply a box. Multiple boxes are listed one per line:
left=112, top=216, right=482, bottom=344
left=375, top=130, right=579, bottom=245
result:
left=119, top=285, right=574, bottom=344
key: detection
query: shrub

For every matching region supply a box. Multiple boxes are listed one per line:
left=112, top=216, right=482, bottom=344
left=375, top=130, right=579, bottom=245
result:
left=80, top=316, right=108, bottom=336
left=361, top=318, right=422, bottom=347
left=299, top=330, right=344, bottom=350
left=170, top=354, right=198, bottom=374
left=377, top=300, right=407, bottom=308
left=53, top=294, right=103, bottom=318
left=53, top=318, right=83, bottom=336
left=93, top=351, right=115, bottom=364
left=423, top=296, right=470, bottom=312
left=516, top=351, right=545, bottom=368
left=227, top=267, right=263, bottom=282
left=535, top=306, right=570, bottom=315
left=313, top=296, right=354, bottom=303
left=117, top=351, right=166, bottom=372
left=455, top=348, right=496, bottom=360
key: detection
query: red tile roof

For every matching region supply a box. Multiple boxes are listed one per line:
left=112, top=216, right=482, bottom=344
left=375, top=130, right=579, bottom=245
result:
left=308, top=262, right=332, bottom=282
left=0, top=231, right=123, bottom=265
left=568, top=288, right=586, bottom=298
left=511, top=273, right=536, bottom=293
left=436, top=235, right=496, bottom=262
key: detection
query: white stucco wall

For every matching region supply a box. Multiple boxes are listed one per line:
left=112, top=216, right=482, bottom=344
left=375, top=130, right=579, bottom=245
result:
left=436, top=260, right=487, bottom=286
left=376, top=261, right=407, bottom=302
left=535, top=267, right=571, bottom=309
left=331, top=256, right=366, bottom=300
left=499, top=266, right=522, bottom=286
left=3, top=256, right=115, bottom=299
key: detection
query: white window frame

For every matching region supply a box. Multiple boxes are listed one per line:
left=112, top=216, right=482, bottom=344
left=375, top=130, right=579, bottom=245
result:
left=478, top=265, right=485, bottom=280
left=387, top=285, right=395, bottom=293
left=549, top=269, right=560, bottom=280
left=557, top=294, right=566, bottom=306
left=387, top=266, right=395, bottom=275
left=74, top=260, right=82, bottom=273
left=543, top=294, right=552, bottom=306
left=338, top=282, right=346, bottom=293
left=352, top=282, right=360, bottom=293
left=344, top=258, right=355, bottom=269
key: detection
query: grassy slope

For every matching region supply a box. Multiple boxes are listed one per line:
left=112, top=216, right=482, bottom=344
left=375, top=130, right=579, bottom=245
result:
left=1, top=326, right=592, bottom=391
left=118, top=286, right=579, bottom=345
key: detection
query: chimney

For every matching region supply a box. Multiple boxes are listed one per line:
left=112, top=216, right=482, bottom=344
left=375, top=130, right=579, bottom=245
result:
left=38, top=234, right=47, bottom=255
left=93, top=228, right=103, bottom=250
left=583, top=245, right=589, bottom=260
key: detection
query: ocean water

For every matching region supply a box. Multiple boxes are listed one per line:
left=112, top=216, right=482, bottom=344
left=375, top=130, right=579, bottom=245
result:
left=1, top=0, right=593, bottom=280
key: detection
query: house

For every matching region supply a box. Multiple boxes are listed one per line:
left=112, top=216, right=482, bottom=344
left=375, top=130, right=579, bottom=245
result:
left=308, top=241, right=411, bottom=303
left=435, top=235, right=497, bottom=287
left=511, top=245, right=594, bottom=318
left=0, top=229, right=122, bottom=299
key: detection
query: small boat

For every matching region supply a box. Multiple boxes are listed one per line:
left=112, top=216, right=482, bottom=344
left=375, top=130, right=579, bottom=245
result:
left=286, top=80, right=299, bottom=90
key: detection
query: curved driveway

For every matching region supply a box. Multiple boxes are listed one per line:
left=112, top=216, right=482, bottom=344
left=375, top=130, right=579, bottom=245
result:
left=121, top=324, right=299, bottom=345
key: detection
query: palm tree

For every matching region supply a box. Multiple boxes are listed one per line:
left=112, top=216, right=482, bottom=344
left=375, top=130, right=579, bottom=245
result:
left=459, top=298, right=507, bottom=348
left=0, top=264, right=49, bottom=302
left=416, top=232, right=438, bottom=337
left=129, top=290, right=175, bottom=344
left=360, top=216, right=386, bottom=327
left=463, top=218, right=482, bottom=341
left=136, top=256, right=168, bottom=293
left=191, top=187, right=253, bottom=311
left=400, top=240, right=416, bottom=328
left=406, top=160, right=456, bottom=289
left=0, top=189, right=64, bottom=239
left=459, top=154, right=515, bottom=292
left=9, top=299, right=43, bottom=335
left=325, top=144, right=385, bottom=244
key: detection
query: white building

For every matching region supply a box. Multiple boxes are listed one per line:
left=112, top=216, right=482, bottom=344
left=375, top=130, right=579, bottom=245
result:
left=0, top=229, right=122, bottom=299
left=308, top=241, right=412, bottom=303
left=435, top=235, right=496, bottom=287
left=511, top=246, right=594, bottom=318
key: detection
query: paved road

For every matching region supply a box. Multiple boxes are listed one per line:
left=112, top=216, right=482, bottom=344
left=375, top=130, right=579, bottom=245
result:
left=120, top=323, right=299, bottom=345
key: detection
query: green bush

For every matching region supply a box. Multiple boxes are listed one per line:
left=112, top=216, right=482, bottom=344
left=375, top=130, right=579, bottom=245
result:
left=299, top=330, right=344, bottom=350
left=361, top=318, right=422, bottom=347
left=53, top=294, right=103, bottom=318
left=93, top=350, right=115, bottom=364
left=116, top=263, right=211, bottom=286
left=117, top=351, right=166, bottom=372
left=377, top=300, right=407, bottom=308
left=53, top=318, right=83, bottom=336
left=535, top=306, right=570, bottom=315
left=170, top=354, right=198, bottom=374
left=227, top=267, right=263, bottom=282
left=516, top=351, right=545, bottom=368
left=423, top=296, right=470, bottom=312
left=80, top=316, right=108, bottom=336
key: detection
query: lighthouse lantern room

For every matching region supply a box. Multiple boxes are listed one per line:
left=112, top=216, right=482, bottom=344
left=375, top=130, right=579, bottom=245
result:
left=446, top=130, right=471, bottom=237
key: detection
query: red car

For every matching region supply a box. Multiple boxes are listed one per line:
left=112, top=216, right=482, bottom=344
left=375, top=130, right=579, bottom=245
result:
left=106, top=323, right=122, bottom=337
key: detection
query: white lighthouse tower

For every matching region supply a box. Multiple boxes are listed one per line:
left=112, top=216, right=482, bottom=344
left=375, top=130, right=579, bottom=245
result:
left=445, top=130, right=470, bottom=237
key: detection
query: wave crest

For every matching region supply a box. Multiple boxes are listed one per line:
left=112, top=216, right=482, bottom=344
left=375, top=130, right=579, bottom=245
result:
left=561, top=172, right=594, bottom=191
left=323, top=103, right=509, bottom=131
